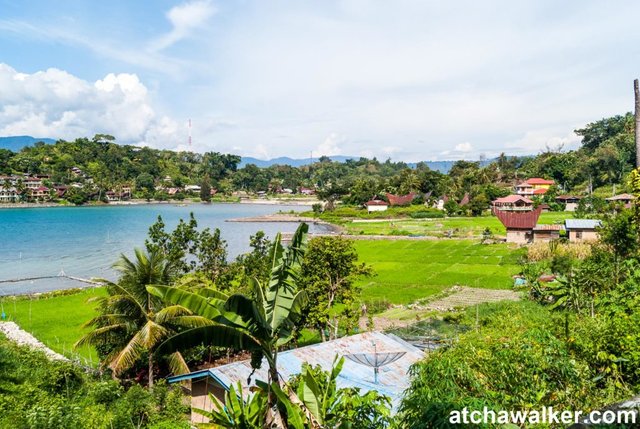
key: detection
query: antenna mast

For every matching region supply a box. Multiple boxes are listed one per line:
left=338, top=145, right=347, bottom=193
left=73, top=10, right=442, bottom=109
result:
left=188, top=119, right=192, bottom=147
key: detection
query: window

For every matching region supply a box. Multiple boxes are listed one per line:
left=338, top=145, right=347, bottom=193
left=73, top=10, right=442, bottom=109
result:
left=576, top=231, right=582, bottom=239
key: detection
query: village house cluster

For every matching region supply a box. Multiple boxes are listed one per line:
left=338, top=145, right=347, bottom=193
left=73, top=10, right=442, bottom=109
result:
left=0, top=174, right=54, bottom=203
left=490, top=177, right=634, bottom=244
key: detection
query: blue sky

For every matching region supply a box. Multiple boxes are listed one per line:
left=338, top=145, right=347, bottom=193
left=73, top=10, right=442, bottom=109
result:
left=1, top=0, right=639, bottom=161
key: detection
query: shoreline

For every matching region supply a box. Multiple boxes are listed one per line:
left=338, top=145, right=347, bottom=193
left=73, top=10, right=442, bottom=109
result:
left=0, top=197, right=319, bottom=210
left=226, top=213, right=343, bottom=233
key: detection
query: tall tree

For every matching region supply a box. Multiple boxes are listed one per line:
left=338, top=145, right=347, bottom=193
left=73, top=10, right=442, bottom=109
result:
left=200, top=174, right=212, bottom=202
left=635, top=79, right=640, bottom=168
left=299, top=236, right=372, bottom=341
left=149, top=223, right=310, bottom=426
left=76, top=249, right=211, bottom=387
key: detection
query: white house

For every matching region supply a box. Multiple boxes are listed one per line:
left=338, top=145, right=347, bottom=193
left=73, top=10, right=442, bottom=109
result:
left=365, top=199, right=389, bottom=213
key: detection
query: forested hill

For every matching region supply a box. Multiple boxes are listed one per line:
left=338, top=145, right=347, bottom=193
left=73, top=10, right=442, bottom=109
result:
left=0, top=113, right=636, bottom=205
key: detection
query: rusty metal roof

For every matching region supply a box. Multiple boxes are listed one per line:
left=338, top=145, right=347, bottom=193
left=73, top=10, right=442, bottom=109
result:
left=168, top=331, right=423, bottom=411
left=494, top=206, right=542, bottom=229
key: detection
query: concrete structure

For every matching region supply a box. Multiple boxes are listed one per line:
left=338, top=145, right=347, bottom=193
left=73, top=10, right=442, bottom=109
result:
left=515, top=178, right=554, bottom=196
left=167, top=332, right=423, bottom=423
left=435, top=195, right=449, bottom=210
left=494, top=206, right=543, bottom=244
left=532, top=224, right=562, bottom=242
left=556, top=195, right=581, bottom=211
left=565, top=219, right=601, bottom=242
left=492, top=195, right=534, bottom=211
left=365, top=199, right=389, bottom=212
left=0, top=187, right=19, bottom=203
left=606, top=193, right=636, bottom=209
left=29, top=186, right=49, bottom=200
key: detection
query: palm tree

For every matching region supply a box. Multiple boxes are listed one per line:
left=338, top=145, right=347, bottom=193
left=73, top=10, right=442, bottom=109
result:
left=75, top=248, right=212, bottom=387
left=148, top=223, right=310, bottom=425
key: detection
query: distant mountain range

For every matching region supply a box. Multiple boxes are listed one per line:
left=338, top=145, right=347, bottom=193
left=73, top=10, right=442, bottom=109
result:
left=0, top=136, right=56, bottom=152
left=0, top=136, right=487, bottom=174
left=240, top=156, right=491, bottom=173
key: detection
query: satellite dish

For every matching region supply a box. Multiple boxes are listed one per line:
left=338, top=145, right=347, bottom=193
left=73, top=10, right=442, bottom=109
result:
left=344, top=342, right=406, bottom=384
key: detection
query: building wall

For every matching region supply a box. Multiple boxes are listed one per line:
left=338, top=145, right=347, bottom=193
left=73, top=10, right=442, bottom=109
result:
left=367, top=205, right=388, bottom=213
left=190, top=379, right=227, bottom=424
left=506, top=229, right=531, bottom=244
left=564, top=202, right=578, bottom=212
left=533, top=231, right=560, bottom=243
left=569, top=229, right=599, bottom=243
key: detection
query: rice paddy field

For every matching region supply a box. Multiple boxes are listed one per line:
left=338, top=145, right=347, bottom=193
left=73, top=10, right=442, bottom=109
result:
left=354, top=240, right=525, bottom=304
left=1, top=288, right=105, bottom=363
left=0, top=238, right=526, bottom=362
left=345, top=212, right=567, bottom=237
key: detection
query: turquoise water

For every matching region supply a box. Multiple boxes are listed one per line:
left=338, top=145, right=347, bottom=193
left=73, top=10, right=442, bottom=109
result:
left=0, top=203, right=325, bottom=295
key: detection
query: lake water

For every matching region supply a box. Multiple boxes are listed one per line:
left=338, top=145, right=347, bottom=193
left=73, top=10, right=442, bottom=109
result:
left=0, top=203, right=327, bottom=295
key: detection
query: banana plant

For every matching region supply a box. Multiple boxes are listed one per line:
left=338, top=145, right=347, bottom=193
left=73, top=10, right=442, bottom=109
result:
left=148, top=223, right=310, bottom=426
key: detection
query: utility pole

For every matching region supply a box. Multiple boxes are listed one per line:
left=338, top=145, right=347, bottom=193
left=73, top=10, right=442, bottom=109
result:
left=635, top=79, right=640, bottom=168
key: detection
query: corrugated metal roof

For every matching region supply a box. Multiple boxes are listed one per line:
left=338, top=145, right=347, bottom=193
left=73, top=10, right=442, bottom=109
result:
left=494, top=206, right=542, bottom=229
left=606, top=194, right=636, bottom=201
left=533, top=224, right=562, bottom=231
left=168, top=331, right=423, bottom=411
left=493, top=195, right=533, bottom=204
left=565, top=219, right=602, bottom=230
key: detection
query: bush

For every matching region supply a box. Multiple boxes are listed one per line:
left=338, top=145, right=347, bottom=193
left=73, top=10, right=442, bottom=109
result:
left=397, top=302, right=612, bottom=428
left=409, top=210, right=445, bottom=219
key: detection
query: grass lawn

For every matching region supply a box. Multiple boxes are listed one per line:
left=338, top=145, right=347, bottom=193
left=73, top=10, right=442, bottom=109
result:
left=1, top=288, right=105, bottom=364
left=345, top=212, right=568, bottom=237
left=354, top=239, right=525, bottom=305
left=0, top=236, right=526, bottom=362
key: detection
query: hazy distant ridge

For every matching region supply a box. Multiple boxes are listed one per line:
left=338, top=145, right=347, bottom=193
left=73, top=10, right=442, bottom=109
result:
left=0, top=136, right=56, bottom=152
left=240, top=156, right=490, bottom=173
left=0, top=136, right=485, bottom=173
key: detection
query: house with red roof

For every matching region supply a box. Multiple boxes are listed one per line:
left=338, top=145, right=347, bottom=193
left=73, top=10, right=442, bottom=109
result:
left=386, top=192, right=417, bottom=206
left=492, top=195, right=534, bottom=211
left=494, top=206, right=543, bottom=243
left=364, top=199, right=389, bottom=213
left=515, top=178, right=555, bottom=196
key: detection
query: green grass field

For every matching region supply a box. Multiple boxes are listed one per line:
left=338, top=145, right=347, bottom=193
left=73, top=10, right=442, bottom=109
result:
left=0, top=237, right=526, bottom=362
left=345, top=212, right=567, bottom=237
left=354, top=240, right=525, bottom=304
left=1, top=288, right=105, bottom=363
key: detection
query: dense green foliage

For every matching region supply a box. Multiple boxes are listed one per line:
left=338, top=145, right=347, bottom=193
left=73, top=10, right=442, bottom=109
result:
left=0, top=335, right=189, bottom=429
left=299, top=236, right=372, bottom=341
left=399, top=203, right=640, bottom=428
left=1, top=112, right=636, bottom=210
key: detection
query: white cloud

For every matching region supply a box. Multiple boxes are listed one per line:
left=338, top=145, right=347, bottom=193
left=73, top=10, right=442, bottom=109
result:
left=0, top=63, right=178, bottom=145
left=315, top=133, right=345, bottom=157
left=150, top=0, right=217, bottom=51
left=504, top=130, right=581, bottom=156
left=454, top=142, right=473, bottom=153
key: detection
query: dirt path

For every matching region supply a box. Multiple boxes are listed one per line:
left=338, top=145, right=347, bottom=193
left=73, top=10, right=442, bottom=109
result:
left=0, top=321, right=68, bottom=361
left=362, top=286, right=522, bottom=330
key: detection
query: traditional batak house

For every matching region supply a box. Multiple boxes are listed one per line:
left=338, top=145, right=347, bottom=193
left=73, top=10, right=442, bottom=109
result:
left=385, top=192, right=417, bottom=206
left=494, top=206, right=543, bottom=244
left=515, top=178, right=554, bottom=197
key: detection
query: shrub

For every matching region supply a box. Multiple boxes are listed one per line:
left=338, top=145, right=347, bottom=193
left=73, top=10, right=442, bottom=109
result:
left=409, top=210, right=445, bottom=219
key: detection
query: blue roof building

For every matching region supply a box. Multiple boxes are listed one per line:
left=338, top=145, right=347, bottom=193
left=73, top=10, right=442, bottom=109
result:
left=167, top=331, right=424, bottom=423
